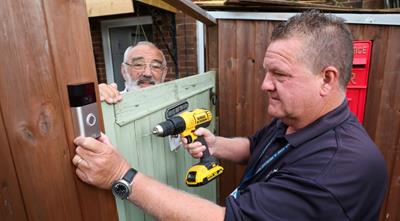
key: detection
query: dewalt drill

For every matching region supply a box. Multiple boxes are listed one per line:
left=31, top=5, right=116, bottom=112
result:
left=152, top=109, right=224, bottom=187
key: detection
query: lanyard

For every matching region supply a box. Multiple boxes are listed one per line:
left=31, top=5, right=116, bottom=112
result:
left=231, top=138, right=291, bottom=199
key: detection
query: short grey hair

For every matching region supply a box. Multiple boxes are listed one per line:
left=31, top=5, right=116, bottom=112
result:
left=123, top=41, right=167, bottom=67
left=271, top=10, right=353, bottom=90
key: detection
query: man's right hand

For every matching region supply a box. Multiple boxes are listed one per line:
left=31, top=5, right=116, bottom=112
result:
left=99, top=83, right=123, bottom=104
left=182, top=128, right=217, bottom=159
left=73, top=133, right=131, bottom=189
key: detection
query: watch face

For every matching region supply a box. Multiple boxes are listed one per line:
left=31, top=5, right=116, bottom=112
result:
left=112, top=182, right=130, bottom=199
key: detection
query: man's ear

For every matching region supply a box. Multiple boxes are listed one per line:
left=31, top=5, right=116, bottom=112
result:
left=320, top=66, right=339, bottom=96
left=161, top=67, right=168, bottom=82
left=121, top=64, right=128, bottom=81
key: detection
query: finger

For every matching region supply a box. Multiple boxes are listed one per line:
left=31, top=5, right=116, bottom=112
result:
left=189, top=145, right=206, bottom=154
left=115, top=94, right=123, bottom=102
left=186, top=141, right=203, bottom=149
left=74, top=136, right=102, bottom=153
left=192, top=152, right=203, bottom=158
left=108, top=84, right=120, bottom=97
left=106, top=98, right=114, bottom=104
left=72, top=154, right=82, bottom=166
left=194, top=141, right=204, bottom=146
left=104, top=87, right=116, bottom=104
left=75, top=147, right=87, bottom=161
left=110, top=83, right=118, bottom=89
left=100, top=84, right=119, bottom=104
left=187, top=148, right=203, bottom=158
left=185, top=144, right=205, bottom=157
left=76, top=167, right=89, bottom=183
left=181, top=137, right=188, bottom=144
left=75, top=146, right=93, bottom=161
left=73, top=151, right=90, bottom=168
left=99, top=84, right=113, bottom=102
left=74, top=136, right=87, bottom=147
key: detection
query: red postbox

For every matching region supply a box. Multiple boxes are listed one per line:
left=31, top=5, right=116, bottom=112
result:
left=346, top=40, right=372, bottom=124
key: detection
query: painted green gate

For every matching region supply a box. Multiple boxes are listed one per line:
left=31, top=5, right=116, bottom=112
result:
left=102, top=71, right=217, bottom=220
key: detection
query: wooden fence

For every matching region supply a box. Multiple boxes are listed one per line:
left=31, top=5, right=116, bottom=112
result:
left=0, top=0, right=118, bottom=220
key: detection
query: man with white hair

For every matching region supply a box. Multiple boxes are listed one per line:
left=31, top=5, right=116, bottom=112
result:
left=99, top=41, right=167, bottom=104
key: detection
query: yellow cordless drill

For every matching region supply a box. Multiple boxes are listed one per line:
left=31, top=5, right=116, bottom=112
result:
left=152, top=109, right=224, bottom=187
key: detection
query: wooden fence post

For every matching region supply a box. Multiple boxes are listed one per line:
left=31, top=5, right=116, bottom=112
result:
left=0, top=0, right=118, bottom=220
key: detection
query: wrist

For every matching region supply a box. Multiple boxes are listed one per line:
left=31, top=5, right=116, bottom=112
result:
left=114, top=161, right=131, bottom=183
left=127, top=172, right=142, bottom=201
left=210, top=136, right=220, bottom=157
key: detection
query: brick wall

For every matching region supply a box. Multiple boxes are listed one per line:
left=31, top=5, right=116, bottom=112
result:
left=150, top=9, right=178, bottom=81
left=175, top=12, right=198, bottom=79
left=89, top=2, right=198, bottom=84
left=89, top=18, right=107, bottom=83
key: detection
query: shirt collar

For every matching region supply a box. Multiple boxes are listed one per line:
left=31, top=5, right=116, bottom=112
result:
left=281, top=99, right=351, bottom=148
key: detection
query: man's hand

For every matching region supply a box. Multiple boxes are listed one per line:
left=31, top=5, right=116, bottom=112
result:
left=99, top=83, right=123, bottom=104
left=72, top=133, right=130, bottom=189
left=182, top=127, right=217, bottom=159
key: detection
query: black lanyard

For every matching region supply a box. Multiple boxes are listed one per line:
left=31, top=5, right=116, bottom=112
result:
left=231, top=135, right=291, bottom=199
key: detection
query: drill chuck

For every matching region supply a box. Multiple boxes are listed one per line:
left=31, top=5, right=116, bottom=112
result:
left=152, top=125, right=165, bottom=136
left=152, top=116, right=186, bottom=137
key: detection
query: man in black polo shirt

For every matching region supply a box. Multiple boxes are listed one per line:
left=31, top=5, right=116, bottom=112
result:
left=72, top=11, right=388, bottom=220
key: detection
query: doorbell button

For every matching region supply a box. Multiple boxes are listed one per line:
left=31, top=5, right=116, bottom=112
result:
left=86, top=113, right=96, bottom=127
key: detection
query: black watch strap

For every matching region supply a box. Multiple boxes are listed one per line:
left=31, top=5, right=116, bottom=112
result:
left=122, top=168, right=137, bottom=184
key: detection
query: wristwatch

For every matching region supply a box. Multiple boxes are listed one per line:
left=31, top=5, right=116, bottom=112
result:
left=112, top=168, right=137, bottom=200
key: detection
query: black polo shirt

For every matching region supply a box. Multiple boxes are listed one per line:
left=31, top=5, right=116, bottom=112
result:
left=225, top=100, right=388, bottom=221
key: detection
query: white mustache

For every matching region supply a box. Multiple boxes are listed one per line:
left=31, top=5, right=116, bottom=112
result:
left=137, top=79, right=156, bottom=85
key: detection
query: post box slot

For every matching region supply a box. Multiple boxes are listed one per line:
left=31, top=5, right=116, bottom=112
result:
left=352, top=64, right=366, bottom=68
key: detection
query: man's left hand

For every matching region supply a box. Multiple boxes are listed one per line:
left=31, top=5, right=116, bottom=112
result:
left=72, top=133, right=130, bottom=189
left=99, top=83, right=123, bottom=104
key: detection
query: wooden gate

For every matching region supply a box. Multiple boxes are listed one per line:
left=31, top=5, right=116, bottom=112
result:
left=102, top=71, right=218, bottom=220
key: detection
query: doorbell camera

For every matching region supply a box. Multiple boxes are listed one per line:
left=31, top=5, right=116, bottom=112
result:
left=67, top=82, right=101, bottom=139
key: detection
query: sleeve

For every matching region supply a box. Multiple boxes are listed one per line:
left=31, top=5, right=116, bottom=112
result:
left=247, top=119, right=278, bottom=154
left=224, top=171, right=347, bottom=221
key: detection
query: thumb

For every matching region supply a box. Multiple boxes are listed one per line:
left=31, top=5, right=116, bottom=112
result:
left=194, top=127, right=209, bottom=136
left=98, top=132, right=111, bottom=145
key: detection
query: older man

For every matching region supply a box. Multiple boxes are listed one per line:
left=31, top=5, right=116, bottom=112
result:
left=99, top=41, right=167, bottom=104
left=74, top=11, right=387, bottom=221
